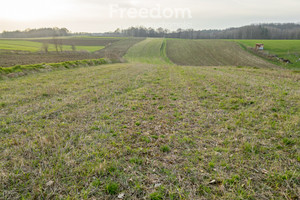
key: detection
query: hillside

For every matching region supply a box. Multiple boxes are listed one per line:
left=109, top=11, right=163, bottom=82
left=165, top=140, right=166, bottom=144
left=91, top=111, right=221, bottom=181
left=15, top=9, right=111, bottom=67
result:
left=166, top=39, right=277, bottom=67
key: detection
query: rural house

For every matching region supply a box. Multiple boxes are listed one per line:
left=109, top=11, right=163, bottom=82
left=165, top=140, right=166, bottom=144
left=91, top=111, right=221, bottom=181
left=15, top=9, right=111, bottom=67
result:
left=255, top=43, right=264, bottom=50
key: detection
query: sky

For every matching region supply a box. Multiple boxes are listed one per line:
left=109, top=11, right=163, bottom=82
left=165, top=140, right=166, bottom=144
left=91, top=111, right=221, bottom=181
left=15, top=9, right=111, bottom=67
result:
left=1, top=0, right=300, bottom=32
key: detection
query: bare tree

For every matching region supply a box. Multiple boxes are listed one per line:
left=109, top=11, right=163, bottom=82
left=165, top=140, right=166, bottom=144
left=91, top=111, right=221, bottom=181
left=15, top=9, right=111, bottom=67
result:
left=58, top=39, right=63, bottom=52
left=71, top=44, right=76, bottom=51
left=53, top=37, right=59, bottom=53
left=42, top=42, right=49, bottom=53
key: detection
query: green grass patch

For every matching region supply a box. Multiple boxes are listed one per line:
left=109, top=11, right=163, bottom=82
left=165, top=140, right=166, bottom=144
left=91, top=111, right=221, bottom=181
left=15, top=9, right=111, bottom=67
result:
left=236, top=40, right=300, bottom=70
left=105, top=182, right=119, bottom=194
left=160, top=145, right=171, bottom=153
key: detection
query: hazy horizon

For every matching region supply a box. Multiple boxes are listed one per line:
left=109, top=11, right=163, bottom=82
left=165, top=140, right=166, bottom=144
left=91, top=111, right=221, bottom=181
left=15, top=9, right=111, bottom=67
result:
left=1, top=0, right=300, bottom=33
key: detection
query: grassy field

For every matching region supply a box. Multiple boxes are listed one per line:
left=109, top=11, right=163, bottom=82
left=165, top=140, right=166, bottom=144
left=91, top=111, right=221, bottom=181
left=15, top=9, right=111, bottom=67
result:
left=124, top=38, right=172, bottom=64
left=1, top=63, right=299, bottom=199
left=166, top=39, right=277, bottom=68
left=0, top=39, right=105, bottom=52
left=237, top=40, right=300, bottom=69
left=0, top=40, right=45, bottom=52
left=1, top=38, right=300, bottom=199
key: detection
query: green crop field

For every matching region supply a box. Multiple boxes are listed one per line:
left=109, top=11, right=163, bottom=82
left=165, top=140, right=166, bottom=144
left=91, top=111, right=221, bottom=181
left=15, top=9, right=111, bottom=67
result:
left=166, top=39, right=277, bottom=68
left=0, top=39, right=105, bottom=52
left=237, top=40, right=300, bottom=69
left=0, top=40, right=47, bottom=52
left=1, top=38, right=299, bottom=199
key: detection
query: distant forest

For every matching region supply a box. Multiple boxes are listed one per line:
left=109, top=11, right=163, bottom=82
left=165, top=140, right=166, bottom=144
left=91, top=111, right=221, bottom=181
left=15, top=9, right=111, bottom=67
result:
left=0, top=28, right=70, bottom=38
left=106, top=23, right=300, bottom=39
left=1, top=23, right=300, bottom=39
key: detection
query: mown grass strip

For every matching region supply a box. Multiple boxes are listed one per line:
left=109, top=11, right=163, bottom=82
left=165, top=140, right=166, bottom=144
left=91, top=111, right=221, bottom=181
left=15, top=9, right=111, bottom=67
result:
left=124, top=38, right=173, bottom=64
left=160, top=39, right=173, bottom=64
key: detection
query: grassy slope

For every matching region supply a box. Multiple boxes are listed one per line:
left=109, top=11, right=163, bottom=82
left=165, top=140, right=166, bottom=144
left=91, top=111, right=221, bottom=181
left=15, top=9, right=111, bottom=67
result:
left=237, top=40, right=300, bottom=69
left=124, top=38, right=172, bottom=64
left=1, top=63, right=299, bottom=199
left=166, top=39, right=277, bottom=68
left=0, top=39, right=105, bottom=52
left=95, top=38, right=146, bottom=60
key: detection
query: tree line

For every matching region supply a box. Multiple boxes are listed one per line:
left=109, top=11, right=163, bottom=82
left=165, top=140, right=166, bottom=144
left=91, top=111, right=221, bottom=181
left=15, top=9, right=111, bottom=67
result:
left=0, top=28, right=70, bottom=38
left=1, top=23, right=300, bottom=39
left=104, top=23, right=300, bottom=39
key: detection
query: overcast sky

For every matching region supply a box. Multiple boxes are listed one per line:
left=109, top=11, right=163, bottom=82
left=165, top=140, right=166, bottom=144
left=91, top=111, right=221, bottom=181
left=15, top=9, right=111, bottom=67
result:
left=1, top=0, right=300, bottom=32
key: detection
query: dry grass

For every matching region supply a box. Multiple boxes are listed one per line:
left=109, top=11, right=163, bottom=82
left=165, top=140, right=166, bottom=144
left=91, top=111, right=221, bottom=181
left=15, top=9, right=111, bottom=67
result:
left=1, top=63, right=299, bottom=199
